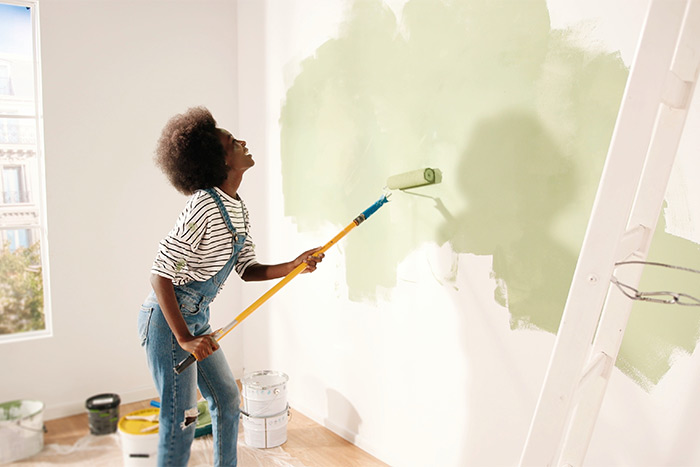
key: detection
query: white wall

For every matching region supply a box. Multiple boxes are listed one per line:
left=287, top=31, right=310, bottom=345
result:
left=3, top=1, right=700, bottom=466
left=237, top=1, right=700, bottom=466
left=0, top=0, right=246, bottom=420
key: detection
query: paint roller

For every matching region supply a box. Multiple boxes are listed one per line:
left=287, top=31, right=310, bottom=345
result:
left=388, top=168, right=453, bottom=221
left=386, top=168, right=442, bottom=191
left=174, top=167, right=441, bottom=374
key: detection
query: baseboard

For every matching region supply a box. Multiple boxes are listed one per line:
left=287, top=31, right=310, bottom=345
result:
left=43, top=386, right=158, bottom=421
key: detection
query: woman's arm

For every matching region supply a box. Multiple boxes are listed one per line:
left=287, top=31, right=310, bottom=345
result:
left=241, top=247, right=324, bottom=282
left=150, top=273, right=219, bottom=361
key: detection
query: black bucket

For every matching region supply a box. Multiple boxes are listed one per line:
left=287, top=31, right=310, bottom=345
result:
left=85, top=393, right=120, bottom=435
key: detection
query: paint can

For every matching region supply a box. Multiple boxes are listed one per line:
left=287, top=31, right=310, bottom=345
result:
left=85, top=393, right=120, bottom=435
left=241, top=370, right=289, bottom=448
left=0, top=399, right=44, bottom=464
left=117, top=408, right=159, bottom=466
left=241, top=405, right=289, bottom=449
left=241, top=370, right=289, bottom=417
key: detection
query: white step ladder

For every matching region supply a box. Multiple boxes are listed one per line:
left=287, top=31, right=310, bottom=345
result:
left=519, top=1, right=700, bottom=465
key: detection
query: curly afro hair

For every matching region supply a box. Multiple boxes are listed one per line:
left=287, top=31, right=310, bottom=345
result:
left=154, top=107, right=228, bottom=195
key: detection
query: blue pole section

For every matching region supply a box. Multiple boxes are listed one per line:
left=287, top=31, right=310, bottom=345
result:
left=355, top=194, right=389, bottom=225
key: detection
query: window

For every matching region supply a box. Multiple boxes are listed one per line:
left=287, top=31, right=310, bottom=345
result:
left=0, top=1, right=49, bottom=341
left=3, top=165, right=29, bottom=203
left=0, top=62, right=10, bottom=94
left=6, top=228, right=31, bottom=250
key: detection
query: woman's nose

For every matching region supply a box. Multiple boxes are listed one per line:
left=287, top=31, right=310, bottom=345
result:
left=238, top=139, right=246, bottom=147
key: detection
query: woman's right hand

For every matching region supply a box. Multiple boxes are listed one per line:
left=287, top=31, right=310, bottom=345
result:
left=178, top=333, right=220, bottom=361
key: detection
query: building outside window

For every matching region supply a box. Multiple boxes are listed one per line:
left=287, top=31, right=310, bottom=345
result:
left=3, top=165, right=30, bottom=204
left=0, top=1, right=49, bottom=340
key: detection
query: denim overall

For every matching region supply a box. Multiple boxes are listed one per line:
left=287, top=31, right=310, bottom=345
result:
left=138, top=188, right=244, bottom=467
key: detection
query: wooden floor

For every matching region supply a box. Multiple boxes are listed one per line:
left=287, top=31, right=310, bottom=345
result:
left=44, top=398, right=386, bottom=467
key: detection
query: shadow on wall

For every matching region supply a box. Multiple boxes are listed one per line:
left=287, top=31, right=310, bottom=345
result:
left=325, top=388, right=362, bottom=444
left=445, top=112, right=577, bottom=334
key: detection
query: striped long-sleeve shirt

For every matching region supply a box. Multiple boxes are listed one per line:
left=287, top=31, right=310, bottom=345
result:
left=151, top=187, right=258, bottom=285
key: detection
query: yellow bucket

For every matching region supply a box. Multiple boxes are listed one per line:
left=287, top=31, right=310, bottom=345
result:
left=118, top=408, right=159, bottom=466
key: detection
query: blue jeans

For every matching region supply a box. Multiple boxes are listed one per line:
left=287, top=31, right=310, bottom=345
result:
left=139, top=188, right=243, bottom=466
left=139, top=293, right=241, bottom=466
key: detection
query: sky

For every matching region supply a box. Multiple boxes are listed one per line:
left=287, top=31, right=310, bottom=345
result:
left=0, top=4, right=32, bottom=57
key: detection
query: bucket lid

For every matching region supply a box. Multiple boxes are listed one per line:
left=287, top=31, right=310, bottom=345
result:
left=118, top=408, right=159, bottom=435
left=86, top=393, right=121, bottom=410
left=242, top=370, right=288, bottom=390
left=0, top=400, right=44, bottom=421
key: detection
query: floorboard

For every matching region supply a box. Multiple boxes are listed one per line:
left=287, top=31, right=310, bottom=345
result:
left=42, top=398, right=386, bottom=466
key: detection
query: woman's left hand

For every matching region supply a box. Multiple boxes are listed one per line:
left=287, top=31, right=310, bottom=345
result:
left=296, top=247, right=325, bottom=273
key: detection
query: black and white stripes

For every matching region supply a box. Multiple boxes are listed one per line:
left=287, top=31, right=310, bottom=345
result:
left=151, top=187, right=258, bottom=285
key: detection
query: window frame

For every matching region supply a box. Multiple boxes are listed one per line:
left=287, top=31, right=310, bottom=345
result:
left=0, top=0, right=51, bottom=343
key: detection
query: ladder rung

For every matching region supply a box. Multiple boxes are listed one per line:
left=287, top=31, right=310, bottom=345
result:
left=615, top=224, right=650, bottom=262
left=662, top=71, right=694, bottom=109
left=577, top=352, right=611, bottom=391
left=669, top=0, right=700, bottom=81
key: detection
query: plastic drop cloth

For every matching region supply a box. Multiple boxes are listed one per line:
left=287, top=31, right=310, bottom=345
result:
left=8, top=430, right=308, bottom=466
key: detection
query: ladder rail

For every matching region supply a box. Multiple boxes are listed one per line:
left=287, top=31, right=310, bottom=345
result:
left=519, top=1, right=694, bottom=465
left=559, top=3, right=700, bottom=463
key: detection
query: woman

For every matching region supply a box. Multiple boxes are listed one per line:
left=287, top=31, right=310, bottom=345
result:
left=138, top=107, right=323, bottom=466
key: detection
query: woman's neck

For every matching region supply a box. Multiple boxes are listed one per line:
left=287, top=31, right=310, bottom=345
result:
left=218, top=171, right=243, bottom=199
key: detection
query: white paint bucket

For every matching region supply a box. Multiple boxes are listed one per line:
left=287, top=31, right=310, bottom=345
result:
left=118, top=408, right=159, bottom=466
left=241, top=406, right=289, bottom=449
left=241, top=370, right=288, bottom=417
left=0, top=399, right=44, bottom=464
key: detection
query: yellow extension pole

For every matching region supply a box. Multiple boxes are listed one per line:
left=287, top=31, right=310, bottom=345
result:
left=174, top=194, right=389, bottom=374
left=215, top=220, right=358, bottom=340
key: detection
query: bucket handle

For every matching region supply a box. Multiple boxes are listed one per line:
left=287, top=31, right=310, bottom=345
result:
left=243, top=388, right=283, bottom=418
left=14, top=420, right=46, bottom=433
left=240, top=405, right=290, bottom=420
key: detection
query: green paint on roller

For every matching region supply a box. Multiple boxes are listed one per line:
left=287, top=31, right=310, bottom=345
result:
left=387, top=168, right=442, bottom=190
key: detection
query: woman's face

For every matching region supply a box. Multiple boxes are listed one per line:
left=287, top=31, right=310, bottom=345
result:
left=219, top=129, right=254, bottom=172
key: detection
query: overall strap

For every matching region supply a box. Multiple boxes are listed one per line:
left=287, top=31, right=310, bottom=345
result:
left=172, top=189, right=246, bottom=306
left=203, top=188, right=237, bottom=236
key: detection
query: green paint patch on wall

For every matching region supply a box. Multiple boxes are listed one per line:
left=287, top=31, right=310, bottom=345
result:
left=619, top=219, right=700, bottom=389
left=279, top=0, right=700, bottom=389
